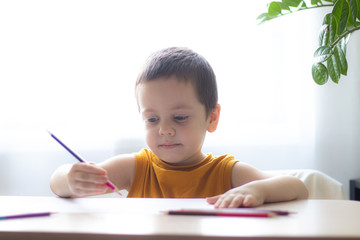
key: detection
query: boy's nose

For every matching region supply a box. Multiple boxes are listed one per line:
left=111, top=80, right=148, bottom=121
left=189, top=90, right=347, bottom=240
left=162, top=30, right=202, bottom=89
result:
left=159, top=123, right=175, bottom=137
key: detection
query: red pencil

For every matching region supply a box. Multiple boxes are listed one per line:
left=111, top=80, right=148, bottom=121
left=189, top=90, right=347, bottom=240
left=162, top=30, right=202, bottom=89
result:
left=166, top=209, right=276, bottom=218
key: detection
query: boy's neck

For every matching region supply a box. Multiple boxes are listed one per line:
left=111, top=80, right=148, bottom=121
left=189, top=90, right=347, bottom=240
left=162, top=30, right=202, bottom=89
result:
left=160, top=152, right=208, bottom=167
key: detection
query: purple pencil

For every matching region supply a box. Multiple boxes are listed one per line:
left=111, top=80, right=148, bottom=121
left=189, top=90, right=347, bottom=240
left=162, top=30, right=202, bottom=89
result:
left=0, top=212, right=52, bottom=220
left=47, top=130, right=122, bottom=196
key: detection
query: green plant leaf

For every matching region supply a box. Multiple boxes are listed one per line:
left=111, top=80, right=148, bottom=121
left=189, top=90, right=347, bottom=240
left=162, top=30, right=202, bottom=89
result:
left=323, top=13, right=338, bottom=43
left=340, top=0, right=350, bottom=34
left=318, top=24, right=330, bottom=46
left=343, top=31, right=351, bottom=44
left=257, top=12, right=277, bottom=24
left=350, top=0, right=358, bottom=24
left=282, top=0, right=303, bottom=7
left=257, top=12, right=268, bottom=20
left=311, top=0, right=322, bottom=5
left=327, top=53, right=341, bottom=83
left=348, top=6, right=355, bottom=26
left=332, top=0, right=343, bottom=25
left=339, top=32, right=351, bottom=55
left=279, top=2, right=291, bottom=10
left=358, top=0, right=360, bottom=19
left=312, top=62, right=329, bottom=85
left=314, top=45, right=333, bottom=62
left=268, top=2, right=283, bottom=16
left=257, top=12, right=269, bottom=22
left=332, top=0, right=350, bottom=35
left=334, top=45, right=348, bottom=75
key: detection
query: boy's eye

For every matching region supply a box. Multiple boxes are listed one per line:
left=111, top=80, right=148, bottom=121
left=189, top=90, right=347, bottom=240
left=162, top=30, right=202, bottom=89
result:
left=147, top=117, right=159, bottom=123
left=174, top=116, right=188, bottom=121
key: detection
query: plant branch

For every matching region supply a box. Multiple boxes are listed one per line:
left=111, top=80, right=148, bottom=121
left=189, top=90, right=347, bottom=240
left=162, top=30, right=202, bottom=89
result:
left=330, top=25, right=360, bottom=48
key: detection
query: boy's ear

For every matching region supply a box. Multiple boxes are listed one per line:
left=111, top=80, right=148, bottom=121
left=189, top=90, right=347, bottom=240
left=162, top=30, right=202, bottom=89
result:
left=207, top=104, right=221, bottom=133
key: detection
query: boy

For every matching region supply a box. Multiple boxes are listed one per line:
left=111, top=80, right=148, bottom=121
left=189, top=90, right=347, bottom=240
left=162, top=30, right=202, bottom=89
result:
left=50, top=47, right=308, bottom=208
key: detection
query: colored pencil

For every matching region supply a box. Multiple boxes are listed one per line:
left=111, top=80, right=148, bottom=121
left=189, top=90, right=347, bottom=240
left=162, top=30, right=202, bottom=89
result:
left=0, top=212, right=52, bottom=220
left=166, top=209, right=277, bottom=218
left=47, top=130, right=122, bottom=196
left=265, top=210, right=293, bottom=216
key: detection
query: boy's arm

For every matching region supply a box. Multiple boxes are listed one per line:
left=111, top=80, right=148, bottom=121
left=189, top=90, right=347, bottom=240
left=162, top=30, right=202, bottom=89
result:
left=50, top=154, right=136, bottom=198
left=98, top=154, right=136, bottom=193
left=207, top=162, right=308, bottom=208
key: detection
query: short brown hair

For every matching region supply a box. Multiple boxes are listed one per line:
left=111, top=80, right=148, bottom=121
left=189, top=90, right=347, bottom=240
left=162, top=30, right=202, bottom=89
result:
left=135, top=47, right=218, bottom=117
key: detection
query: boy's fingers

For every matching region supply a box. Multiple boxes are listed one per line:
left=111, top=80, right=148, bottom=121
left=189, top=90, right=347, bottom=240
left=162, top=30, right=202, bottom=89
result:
left=68, top=163, right=109, bottom=189
left=66, top=163, right=111, bottom=197
left=243, top=195, right=258, bottom=207
left=72, top=182, right=108, bottom=195
left=228, top=195, right=245, bottom=208
left=76, top=181, right=108, bottom=191
left=206, top=195, right=220, bottom=204
left=72, top=162, right=107, bottom=175
left=208, top=194, right=253, bottom=208
left=73, top=171, right=108, bottom=183
left=219, top=196, right=235, bottom=208
left=207, top=194, right=232, bottom=208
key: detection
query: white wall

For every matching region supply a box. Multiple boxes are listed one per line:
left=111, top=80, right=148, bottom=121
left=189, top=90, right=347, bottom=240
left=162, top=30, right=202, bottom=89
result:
left=0, top=150, right=113, bottom=196
left=314, top=32, right=360, bottom=198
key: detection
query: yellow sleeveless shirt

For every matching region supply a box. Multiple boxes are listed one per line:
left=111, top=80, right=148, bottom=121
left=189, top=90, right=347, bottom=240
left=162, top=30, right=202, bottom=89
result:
left=127, top=148, right=238, bottom=198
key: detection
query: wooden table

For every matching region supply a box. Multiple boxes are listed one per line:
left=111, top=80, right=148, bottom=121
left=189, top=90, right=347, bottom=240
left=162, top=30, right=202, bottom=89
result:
left=0, top=196, right=359, bottom=239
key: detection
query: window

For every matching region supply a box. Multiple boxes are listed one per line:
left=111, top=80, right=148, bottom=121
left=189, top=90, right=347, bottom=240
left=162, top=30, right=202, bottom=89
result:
left=0, top=0, right=315, bottom=152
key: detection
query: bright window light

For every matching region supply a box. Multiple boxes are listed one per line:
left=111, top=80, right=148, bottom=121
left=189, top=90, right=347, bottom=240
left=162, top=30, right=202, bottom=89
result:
left=0, top=0, right=315, bottom=151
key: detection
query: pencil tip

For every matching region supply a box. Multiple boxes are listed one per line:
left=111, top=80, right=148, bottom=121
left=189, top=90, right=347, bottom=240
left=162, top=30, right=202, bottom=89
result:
left=46, top=129, right=52, bottom=135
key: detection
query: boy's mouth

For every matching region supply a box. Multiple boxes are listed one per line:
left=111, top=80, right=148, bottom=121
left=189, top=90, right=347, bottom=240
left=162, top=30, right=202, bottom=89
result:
left=159, top=143, right=181, bottom=149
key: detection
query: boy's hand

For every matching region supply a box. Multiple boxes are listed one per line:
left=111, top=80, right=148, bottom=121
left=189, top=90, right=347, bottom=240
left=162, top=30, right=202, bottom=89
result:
left=67, top=162, right=109, bottom=196
left=206, top=186, right=265, bottom=208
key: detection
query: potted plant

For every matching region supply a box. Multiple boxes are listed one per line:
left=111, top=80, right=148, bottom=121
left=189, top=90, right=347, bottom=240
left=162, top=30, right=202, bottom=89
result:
left=258, top=0, right=360, bottom=85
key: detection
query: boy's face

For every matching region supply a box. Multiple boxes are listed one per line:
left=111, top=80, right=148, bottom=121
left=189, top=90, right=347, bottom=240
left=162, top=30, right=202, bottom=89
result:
left=136, top=76, right=213, bottom=166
